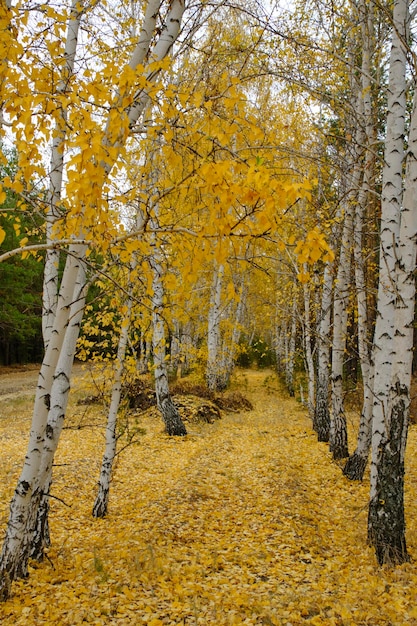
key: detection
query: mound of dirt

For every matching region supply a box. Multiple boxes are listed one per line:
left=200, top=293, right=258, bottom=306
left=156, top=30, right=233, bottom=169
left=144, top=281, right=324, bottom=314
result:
left=123, top=378, right=156, bottom=410
left=172, top=394, right=222, bottom=423
left=76, top=376, right=253, bottom=422
left=142, top=395, right=222, bottom=424
left=171, top=381, right=253, bottom=412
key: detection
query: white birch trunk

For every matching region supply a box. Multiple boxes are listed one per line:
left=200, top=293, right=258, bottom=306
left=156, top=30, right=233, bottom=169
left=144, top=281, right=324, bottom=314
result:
left=330, top=200, right=353, bottom=460
left=150, top=249, right=187, bottom=436
left=329, top=17, right=367, bottom=461
left=314, top=261, right=332, bottom=441
left=367, top=0, right=410, bottom=564
left=92, top=205, right=147, bottom=517
left=145, top=131, right=187, bottom=436
left=219, top=281, right=246, bottom=388
left=29, top=259, right=87, bottom=562
left=93, top=294, right=134, bottom=518
left=302, top=269, right=315, bottom=420
left=169, top=318, right=181, bottom=378
left=285, top=296, right=297, bottom=397
left=206, top=262, right=224, bottom=391
left=38, top=256, right=88, bottom=486
left=344, top=0, right=375, bottom=479
left=343, top=199, right=374, bottom=475
left=0, top=248, right=87, bottom=591
left=30, top=0, right=83, bottom=562
left=43, top=0, right=81, bottom=348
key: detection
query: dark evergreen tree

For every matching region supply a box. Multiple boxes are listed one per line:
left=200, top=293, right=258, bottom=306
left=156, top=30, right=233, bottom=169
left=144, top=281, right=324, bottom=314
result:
left=0, top=150, right=43, bottom=365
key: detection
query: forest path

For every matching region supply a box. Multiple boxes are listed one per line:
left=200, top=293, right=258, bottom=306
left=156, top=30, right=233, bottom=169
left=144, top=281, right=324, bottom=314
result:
left=0, top=362, right=87, bottom=401
left=1, top=369, right=417, bottom=625
left=0, top=363, right=42, bottom=399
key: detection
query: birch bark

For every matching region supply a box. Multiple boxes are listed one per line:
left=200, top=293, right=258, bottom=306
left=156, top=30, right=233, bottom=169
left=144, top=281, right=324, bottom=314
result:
left=285, top=296, right=297, bottom=397
left=343, top=0, right=375, bottom=480
left=43, top=0, right=81, bottom=347
left=219, top=280, right=246, bottom=388
left=368, top=0, right=412, bottom=563
left=150, top=247, right=187, bottom=435
left=367, top=0, right=410, bottom=564
left=0, top=248, right=87, bottom=587
left=314, top=261, right=332, bottom=441
left=302, top=269, right=315, bottom=420
left=329, top=201, right=353, bottom=460
left=31, top=0, right=83, bottom=562
left=206, top=262, right=225, bottom=391
left=93, top=283, right=134, bottom=518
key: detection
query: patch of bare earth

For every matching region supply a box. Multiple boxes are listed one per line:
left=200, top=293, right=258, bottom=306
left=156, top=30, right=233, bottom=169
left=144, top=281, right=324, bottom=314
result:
left=0, top=363, right=85, bottom=402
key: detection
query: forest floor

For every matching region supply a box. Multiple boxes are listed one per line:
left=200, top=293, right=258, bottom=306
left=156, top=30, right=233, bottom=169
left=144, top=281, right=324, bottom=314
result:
left=1, top=367, right=417, bottom=625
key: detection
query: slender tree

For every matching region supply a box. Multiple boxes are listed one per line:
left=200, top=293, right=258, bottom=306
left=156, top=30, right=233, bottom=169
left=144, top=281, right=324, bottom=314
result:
left=92, top=270, right=135, bottom=518
left=343, top=0, right=377, bottom=480
left=149, top=214, right=187, bottom=435
left=206, top=260, right=225, bottom=391
left=367, top=0, right=412, bottom=565
left=329, top=200, right=352, bottom=460
left=302, top=265, right=315, bottom=420
left=314, top=261, right=332, bottom=441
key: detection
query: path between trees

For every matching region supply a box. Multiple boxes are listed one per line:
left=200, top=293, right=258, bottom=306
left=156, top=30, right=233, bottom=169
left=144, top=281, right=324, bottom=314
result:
left=1, top=369, right=417, bottom=625
left=0, top=362, right=86, bottom=402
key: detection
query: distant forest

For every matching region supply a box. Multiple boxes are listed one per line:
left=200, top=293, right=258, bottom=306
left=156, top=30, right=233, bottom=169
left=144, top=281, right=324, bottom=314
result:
left=0, top=158, right=43, bottom=365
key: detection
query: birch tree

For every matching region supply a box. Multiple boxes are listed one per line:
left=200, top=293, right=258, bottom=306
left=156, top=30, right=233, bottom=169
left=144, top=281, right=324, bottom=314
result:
left=220, top=278, right=247, bottom=385
left=0, top=0, right=187, bottom=599
left=302, top=267, right=315, bottom=420
left=92, top=267, right=136, bottom=518
left=148, top=210, right=187, bottom=435
left=286, top=295, right=297, bottom=396
left=367, top=0, right=412, bottom=564
left=314, top=261, right=332, bottom=441
left=206, top=260, right=225, bottom=391
left=343, top=0, right=377, bottom=480
left=206, top=262, right=247, bottom=389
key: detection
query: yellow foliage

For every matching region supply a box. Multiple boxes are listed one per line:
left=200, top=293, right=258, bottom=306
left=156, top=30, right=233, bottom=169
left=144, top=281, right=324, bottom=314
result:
left=1, top=370, right=417, bottom=625
left=294, top=228, right=335, bottom=275
left=297, top=271, right=311, bottom=283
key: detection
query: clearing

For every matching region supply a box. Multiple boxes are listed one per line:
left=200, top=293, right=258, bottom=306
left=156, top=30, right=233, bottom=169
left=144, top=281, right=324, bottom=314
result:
left=0, top=368, right=417, bottom=625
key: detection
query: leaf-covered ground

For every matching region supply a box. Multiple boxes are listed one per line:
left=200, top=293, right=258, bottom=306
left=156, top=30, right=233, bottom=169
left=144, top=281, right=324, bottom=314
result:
left=1, top=369, right=417, bottom=625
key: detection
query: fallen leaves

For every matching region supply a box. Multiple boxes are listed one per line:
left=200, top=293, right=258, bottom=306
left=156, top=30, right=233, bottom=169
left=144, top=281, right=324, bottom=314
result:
left=1, top=369, right=417, bottom=624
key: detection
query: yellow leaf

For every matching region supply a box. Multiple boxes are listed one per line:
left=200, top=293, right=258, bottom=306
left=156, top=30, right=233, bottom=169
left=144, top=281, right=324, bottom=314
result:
left=309, top=246, right=322, bottom=263
left=297, top=271, right=310, bottom=283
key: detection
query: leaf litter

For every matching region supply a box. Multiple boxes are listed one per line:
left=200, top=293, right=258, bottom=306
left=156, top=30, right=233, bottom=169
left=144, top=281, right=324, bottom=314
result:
left=1, top=369, right=417, bottom=625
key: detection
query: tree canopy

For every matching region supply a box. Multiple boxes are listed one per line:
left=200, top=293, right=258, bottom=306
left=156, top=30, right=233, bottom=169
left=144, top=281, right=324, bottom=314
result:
left=1, top=0, right=417, bottom=602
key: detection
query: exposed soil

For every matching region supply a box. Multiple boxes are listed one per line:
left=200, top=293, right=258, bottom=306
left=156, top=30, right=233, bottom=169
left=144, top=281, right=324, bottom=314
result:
left=0, top=366, right=253, bottom=427
left=0, top=364, right=41, bottom=400
left=0, top=363, right=85, bottom=401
